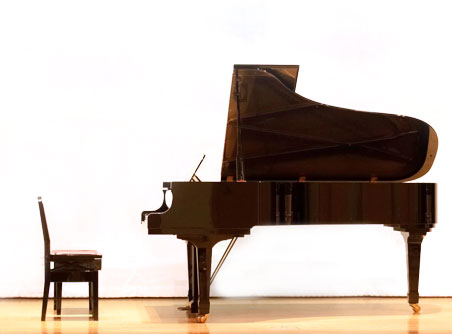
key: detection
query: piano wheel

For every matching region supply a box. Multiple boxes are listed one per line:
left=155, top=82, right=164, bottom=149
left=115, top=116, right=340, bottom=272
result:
left=410, top=304, right=421, bottom=313
left=196, top=314, right=209, bottom=323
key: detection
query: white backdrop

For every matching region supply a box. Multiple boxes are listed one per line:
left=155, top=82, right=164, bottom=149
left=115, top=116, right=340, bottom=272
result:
left=1, top=0, right=451, bottom=298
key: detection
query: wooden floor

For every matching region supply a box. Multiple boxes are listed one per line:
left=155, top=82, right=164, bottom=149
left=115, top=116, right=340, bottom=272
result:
left=1, top=297, right=452, bottom=333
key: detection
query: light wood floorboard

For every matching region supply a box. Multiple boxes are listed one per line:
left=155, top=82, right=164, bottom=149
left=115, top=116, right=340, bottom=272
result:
left=1, top=297, right=452, bottom=333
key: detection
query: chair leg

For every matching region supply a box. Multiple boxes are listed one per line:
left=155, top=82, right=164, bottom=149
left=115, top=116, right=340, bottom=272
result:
left=56, top=282, right=62, bottom=315
left=92, top=274, right=98, bottom=320
left=41, top=279, right=50, bottom=321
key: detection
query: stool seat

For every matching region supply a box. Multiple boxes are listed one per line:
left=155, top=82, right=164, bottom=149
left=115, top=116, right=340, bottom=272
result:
left=51, top=250, right=100, bottom=256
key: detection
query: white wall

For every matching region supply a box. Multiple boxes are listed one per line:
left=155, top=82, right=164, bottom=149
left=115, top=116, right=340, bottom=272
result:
left=1, top=0, right=451, bottom=298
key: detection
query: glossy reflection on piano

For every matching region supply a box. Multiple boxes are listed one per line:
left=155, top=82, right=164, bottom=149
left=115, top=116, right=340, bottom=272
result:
left=142, top=65, right=438, bottom=323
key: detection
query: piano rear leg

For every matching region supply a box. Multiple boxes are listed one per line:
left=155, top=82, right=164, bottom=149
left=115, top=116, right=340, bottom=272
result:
left=402, top=231, right=424, bottom=313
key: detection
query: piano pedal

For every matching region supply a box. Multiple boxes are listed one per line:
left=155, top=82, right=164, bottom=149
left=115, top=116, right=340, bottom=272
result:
left=410, top=304, right=421, bottom=313
left=177, top=301, right=192, bottom=311
left=177, top=306, right=190, bottom=311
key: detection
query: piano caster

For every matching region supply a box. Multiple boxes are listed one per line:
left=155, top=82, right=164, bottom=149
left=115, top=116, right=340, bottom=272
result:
left=196, top=314, right=209, bottom=323
left=410, top=304, right=421, bottom=313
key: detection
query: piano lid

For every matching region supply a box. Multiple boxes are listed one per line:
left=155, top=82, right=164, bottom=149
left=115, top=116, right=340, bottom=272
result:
left=221, top=64, right=438, bottom=182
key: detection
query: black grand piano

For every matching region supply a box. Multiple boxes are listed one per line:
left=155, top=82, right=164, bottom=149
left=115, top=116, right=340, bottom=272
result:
left=142, top=65, right=438, bottom=323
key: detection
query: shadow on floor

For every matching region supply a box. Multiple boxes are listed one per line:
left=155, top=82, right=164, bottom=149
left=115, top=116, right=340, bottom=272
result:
left=45, top=307, right=93, bottom=321
left=147, top=300, right=442, bottom=323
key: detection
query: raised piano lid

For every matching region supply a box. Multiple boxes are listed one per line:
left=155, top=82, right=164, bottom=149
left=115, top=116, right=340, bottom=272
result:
left=221, top=64, right=438, bottom=182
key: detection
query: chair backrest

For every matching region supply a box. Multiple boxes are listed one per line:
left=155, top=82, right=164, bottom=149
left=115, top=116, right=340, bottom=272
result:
left=38, top=197, right=51, bottom=264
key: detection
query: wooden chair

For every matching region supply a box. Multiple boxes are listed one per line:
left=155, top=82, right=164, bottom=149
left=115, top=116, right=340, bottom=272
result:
left=38, top=196, right=102, bottom=321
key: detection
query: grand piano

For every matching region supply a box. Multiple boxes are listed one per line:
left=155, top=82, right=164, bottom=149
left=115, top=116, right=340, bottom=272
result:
left=142, top=64, right=438, bottom=323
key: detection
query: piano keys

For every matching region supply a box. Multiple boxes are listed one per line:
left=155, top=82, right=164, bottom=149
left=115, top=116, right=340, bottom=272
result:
left=142, top=64, right=438, bottom=322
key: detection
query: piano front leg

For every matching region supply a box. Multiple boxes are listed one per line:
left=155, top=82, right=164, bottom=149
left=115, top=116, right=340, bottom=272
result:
left=401, top=231, right=425, bottom=313
left=196, top=246, right=212, bottom=323
left=185, top=242, right=194, bottom=310
left=190, top=244, right=199, bottom=314
left=178, top=242, right=199, bottom=313
left=179, top=235, right=234, bottom=322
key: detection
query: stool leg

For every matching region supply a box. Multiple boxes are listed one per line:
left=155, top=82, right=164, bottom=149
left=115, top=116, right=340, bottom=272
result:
left=89, top=282, right=93, bottom=313
left=92, top=273, right=98, bottom=320
left=53, top=283, right=57, bottom=310
left=56, top=282, right=62, bottom=315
